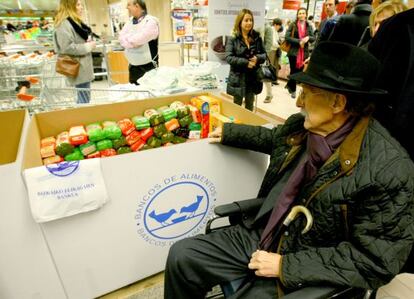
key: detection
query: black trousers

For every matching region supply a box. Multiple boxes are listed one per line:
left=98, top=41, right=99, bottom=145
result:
left=128, top=62, right=156, bottom=85
left=286, top=55, right=303, bottom=93
left=234, top=91, right=255, bottom=111
left=164, top=224, right=278, bottom=299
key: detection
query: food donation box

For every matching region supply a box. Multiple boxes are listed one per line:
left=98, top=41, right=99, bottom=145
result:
left=22, top=92, right=270, bottom=299
left=0, top=109, right=66, bottom=299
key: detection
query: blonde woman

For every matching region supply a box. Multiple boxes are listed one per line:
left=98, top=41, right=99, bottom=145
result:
left=370, top=0, right=408, bottom=36
left=54, top=0, right=96, bottom=104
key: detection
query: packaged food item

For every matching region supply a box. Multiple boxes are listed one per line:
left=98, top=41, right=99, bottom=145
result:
left=132, top=115, right=150, bottom=130
left=139, top=127, right=154, bottom=142
left=143, top=108, right=159, bottom=119
left=177, top=106, right=190, bottom=118
left=65, top=148, right=84, bottom=161
left=112, top=136, right=127, bottom=149
left=85, top=123, right=101, bottom=132
left=169, top=101, right=185, bottom=110
left=153, top=124, right=167, bottom=138
left=149, top=114, right=165, bottom=127
left=178, top=115, right=193, bottom=127
left=159, top=107, right=177, bottom=121
left=102, top=120, right=117, bottom=128
left=172, top=136, right=187, bottom=144
left=188, top=105, right=202, bottom=123
left=126, top=130, right=141, bottom=145
left=55, top=132, right=74, bottom=157
left=40, top=144, right=56, bottom=158
left=87, top=152, right=101, bottom=159
left=87, top=128, right=105, bottom=142
left=103, top=125, right=122, bottom=140
left=117, top=146, right=132, bottom=155
left=100, top=148, right=117, bottom=157
left=210, top=112, right=232, bottom=132
left=165, top=118, right=180, bottom=131
left=197, top=95, right=221, bottom=114
left=40, top=136, right=56, bottom=147
left=69, top=126, right=88, bottom=145
left=161, top=132, right=175, bottom=144
left=118, top=118, right=135, bottom=136
left=173, top=127, right=189, bottom=138
left=79, top=141, right=97, bottom=156
left=189, top=122, right=202, bottom=140
left=96, top=139, right=113, bottom=151
left=147, top=136, right=162, bottom=148
left=43, top=155, right=64, bottom=165
left=130, top=139, right=146, bottom=152
left=141, top=144, right=153, bottom=151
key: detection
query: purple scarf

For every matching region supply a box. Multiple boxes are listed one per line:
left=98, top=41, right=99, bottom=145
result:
left=260, top=117, right=358, bottom=251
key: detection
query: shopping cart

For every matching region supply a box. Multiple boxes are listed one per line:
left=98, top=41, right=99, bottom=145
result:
left=0, top=52, right=54, bottom=111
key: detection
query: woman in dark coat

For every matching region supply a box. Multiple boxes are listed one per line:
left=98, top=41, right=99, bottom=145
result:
left=225, top=9, right=266, bottom=111
left=285, top=8, right=315, bottom=98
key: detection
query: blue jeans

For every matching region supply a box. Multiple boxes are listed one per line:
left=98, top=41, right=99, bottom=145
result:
left=75, top=82, right=91, bottom=104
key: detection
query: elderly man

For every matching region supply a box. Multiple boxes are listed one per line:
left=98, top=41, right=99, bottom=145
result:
left=164, top=42, right=414, bottom=298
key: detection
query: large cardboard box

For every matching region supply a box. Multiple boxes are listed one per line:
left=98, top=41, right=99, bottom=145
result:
left=0, top=110, right=66, bottom=299
left=22, top=93, right=270, bottom=299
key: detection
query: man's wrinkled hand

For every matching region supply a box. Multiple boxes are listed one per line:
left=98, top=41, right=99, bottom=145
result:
left=248, top=250, right=281, bottom=277
left=208, top=127, right=222, bottom=143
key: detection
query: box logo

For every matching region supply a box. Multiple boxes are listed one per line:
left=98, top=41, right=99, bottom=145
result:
left=135, top=174, right=217, bottom=247
left=45, top=161, right=79, bottom=177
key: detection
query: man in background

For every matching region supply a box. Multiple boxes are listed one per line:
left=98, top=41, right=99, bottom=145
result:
left=316, top=0, right=339, bottom=44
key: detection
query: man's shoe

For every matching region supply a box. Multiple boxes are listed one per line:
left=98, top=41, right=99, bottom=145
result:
left=272, top=81, right=279, bottom=86
left=264, top=96, right=273, bottom=103
left=291, top=92, right=296, bottom=99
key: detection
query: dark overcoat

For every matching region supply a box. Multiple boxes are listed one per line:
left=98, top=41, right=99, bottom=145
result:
left=225, top=30, right=266, bottom=98
left=285, top=21, right=315, bottom=58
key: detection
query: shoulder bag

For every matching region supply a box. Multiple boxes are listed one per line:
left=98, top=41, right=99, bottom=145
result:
left=279, top=25, right=296, bottom=53
left=256, top=54, right=277, bottom=82
left=56, top=55, right=80, bottom=78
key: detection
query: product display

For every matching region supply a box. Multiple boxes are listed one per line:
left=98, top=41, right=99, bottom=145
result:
left=39, top=98, right=236, bottom=165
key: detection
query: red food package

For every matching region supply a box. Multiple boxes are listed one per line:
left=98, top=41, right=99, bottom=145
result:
left=87, top=152, right=101, bottom=159
left=118, top=118, right=135, bottom=136
left=139, top=127, right=154, bottom=142
left=100, top=148, right=116, bottom=157
left=56, top=131, right=70, bottom=145
left=69, top=126, right=88, bottom=146
left=130, top=139, right=146, bottom=152
left=165, top=118, right=180, bottom=131
left=126, top=130, right=141, bottom=145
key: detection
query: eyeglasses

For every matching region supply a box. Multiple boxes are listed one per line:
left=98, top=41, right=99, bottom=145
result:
left=297, top=89, right=326, bottom=102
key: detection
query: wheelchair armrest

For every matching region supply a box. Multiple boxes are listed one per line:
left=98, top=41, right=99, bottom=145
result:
left=214, top=198, right=264, bottom=217
left=282, top=286, right=364, bottom=299
left=205, top=198, right=263, bottom=234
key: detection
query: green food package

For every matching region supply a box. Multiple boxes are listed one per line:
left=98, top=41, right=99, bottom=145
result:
left=96, top=139, right=113, bottom=151
left=112, top=136, right=127, bottom=149
left=88, top=128, right=106, bottom=142
left=172, top=136, right=187, bottom=144
left=179, top=115, right=193, bottom=127
left=161, top=132, right=175, bottom=144
left=177, top=106, right=190, bottom=118
left=189, top=122, right=202, bottom=131
left=147, top=136, right=162, bottom=148
left=103, top=125, right=122, bottom=140
left=55, top=142, right=74, bottom=157
left=65, top=148, right=84, bottom=161
left=160, top=107, right=177, bottom=121
left=79, top=141, right=97, bottom=156
left=141, top=144, right=153, bottom=151
left=149, top=114, right=165, bottom=127
left=131, top=115, right=150, bottom=130
left=154, top=124, right=167, bottom=138
left=117, top=146, right=132, bottom=155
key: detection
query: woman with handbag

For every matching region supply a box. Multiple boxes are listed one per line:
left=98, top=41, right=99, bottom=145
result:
left=284, top=8, right=315, bottom=99
left=225, top=9, right=266, bottom=111
left=54, top=0, right=96, bottom=104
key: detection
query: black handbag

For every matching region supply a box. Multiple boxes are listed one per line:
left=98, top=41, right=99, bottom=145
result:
left=256, top=54, right=277, bottom=82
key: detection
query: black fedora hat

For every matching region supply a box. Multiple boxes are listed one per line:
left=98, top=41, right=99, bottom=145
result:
left=290, top=41, right=387, bottom=96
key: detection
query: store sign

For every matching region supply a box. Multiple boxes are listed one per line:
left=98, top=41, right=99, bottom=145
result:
left=135, top=173, right=216, bottom=247
left=282, top=0, right=302, bottom=10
